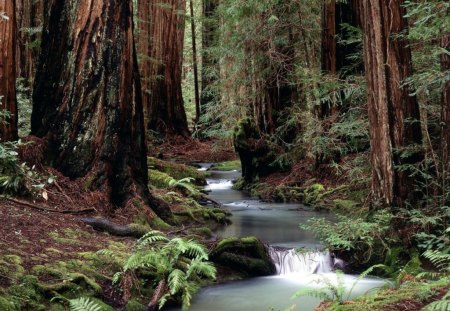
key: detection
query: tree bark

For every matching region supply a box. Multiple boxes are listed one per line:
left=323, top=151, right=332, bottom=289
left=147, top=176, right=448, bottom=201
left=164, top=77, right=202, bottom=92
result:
left=0, top=0, right=18, bottom=141
left=361, top=0, right=422, bottom=208
left=440, top=33, right=450, bottom=195
left=147, top=0, right=189, bottom=137
left=31, top=0, right=172, bottom=221
left=201, top=0, right=218, bottom=111
left=189, top=0, right=200, bottom=124
left=15, top=0, right=43, bottom=86
left=320, top=0, right=362, bottom=118
left=137, top=0, right=152, bottom=128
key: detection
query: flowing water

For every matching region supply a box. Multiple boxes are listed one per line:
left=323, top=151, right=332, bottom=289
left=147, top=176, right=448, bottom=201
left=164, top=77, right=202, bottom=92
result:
left=167, top=166, right=385, bottom=311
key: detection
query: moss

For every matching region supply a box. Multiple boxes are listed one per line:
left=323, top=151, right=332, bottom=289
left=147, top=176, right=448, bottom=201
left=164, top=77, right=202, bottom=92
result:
left=329, top=279, right=450, bottom=311
left=126, top=298, right=147, bottom=311
left=0, top=296, right=19, bottom=311
left=48, top=230, right=80, bottom=246
left=210, top=160, right=241, bottom=171
left=189, top=227, right=213, bottom=238
left=0, top=255, right=25, bottom=283
left=148, top=169, right=173, bottom=188
left=147, top=157, right=206, bottom=185
left=8, top=275, right=46, bottom=310
left=303, top=183, right=326, bottom=207
left=149, top=217, right=171, bottom=230
left=211, top=237, right=275, bottom=277
left=333, top=199, right=358, bottom=211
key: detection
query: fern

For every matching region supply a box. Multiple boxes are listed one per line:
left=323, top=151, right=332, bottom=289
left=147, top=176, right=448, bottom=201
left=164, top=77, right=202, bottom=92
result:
left=423, top=250, right=450, bottom=273
left=69, top=297, right=102, bottom=311
left=422, top=290, right=450, bottom=311
left=168, top=269, right=187, bottom=295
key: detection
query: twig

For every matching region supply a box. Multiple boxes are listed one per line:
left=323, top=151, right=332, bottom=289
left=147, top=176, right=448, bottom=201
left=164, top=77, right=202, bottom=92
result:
left=2, top=197, right=95, bottom=214
left=53, top=180, right=74, bottom=204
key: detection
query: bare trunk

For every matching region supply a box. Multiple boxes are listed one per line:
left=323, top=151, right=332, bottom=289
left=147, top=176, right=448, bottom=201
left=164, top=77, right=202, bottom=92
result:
left=362, top=0, right=422, bottom=208
left=147, top=0, right=189, bottom=137
left=440, top=33, right=450, bottom=198
left=0, top=0, right=18, bottom=141
left=137, top=0, right=152, bottom=128
left=189, top=0, right=200, bottom=124
left=201, top=0, right=218, bottom=111
left=15, top=0, right=43, bottom=86
left=31, top=0, right=172, bottom=221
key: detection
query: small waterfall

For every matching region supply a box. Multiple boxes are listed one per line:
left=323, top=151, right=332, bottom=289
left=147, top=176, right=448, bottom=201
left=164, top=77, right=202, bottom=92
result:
left=268, top=246, right=334, bottom=275
left=205, top=179, right=233, bottom=190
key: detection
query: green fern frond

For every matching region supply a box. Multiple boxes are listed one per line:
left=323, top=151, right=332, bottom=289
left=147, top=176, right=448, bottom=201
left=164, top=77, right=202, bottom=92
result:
left=137, top=230, right=169, bottom=247
left=187, top=258, right=217, bottom=279
left=422, top=298, right=450, bottom=311
left=423, top=250, right=450, bottom=272
left=168, top=269, right=187, bottom=295
left=183, top=240, right=209, bottom=259
left=291, top=287, right=333, bottom=301
left=112, top=272, right=123, bottom=284
left=69, top=297, right=102, bottom=311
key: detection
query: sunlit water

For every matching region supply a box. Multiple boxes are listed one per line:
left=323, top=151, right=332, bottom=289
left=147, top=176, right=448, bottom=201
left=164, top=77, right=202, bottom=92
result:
left=166, top=166, right=386, bottom=311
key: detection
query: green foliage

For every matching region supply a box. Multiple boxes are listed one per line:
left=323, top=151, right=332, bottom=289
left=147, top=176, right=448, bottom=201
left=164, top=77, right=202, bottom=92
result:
left=69, top=297, right=101, bottom=311
left=292, top=266, right=387, bottom=307
left=300, top=211, right=393, bottom=264
left=109, top=231, right=216, bottom=310
left=0, top=140, right=52, bottom=196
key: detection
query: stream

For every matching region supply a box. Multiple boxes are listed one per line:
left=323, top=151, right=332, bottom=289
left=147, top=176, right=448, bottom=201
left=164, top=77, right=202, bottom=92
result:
left=168, top=166, right=385, bottom=311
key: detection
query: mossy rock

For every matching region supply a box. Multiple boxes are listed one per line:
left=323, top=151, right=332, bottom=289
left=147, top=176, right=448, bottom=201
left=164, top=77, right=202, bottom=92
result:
left=147, top=157, right=206, bottom=185
left=0, top=296, right=19, bottom=311
left=210, top=160, right=241, bottom=171
left=211, top=237, right=275, bottom=277
left=303, top=183, right=326, bottom=206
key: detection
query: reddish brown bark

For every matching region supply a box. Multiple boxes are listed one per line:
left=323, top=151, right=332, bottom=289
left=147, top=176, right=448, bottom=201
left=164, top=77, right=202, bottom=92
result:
left=15, top=0, right=43, bottom=85
left=361, top=0, right=422, bottom=208
left=320, top=0, right=362, bottom=117
left=137, top=0, right=152, bottom=127
left=147, top=0, right=189, bottom=137
left=31, top=0, right=172, bottom=220
left=0, top=0, right=18, bottom=141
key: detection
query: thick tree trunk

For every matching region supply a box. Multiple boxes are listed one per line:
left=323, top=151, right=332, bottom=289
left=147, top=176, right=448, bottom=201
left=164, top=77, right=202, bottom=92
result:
left=0, top=0, right=18, bottom=141
left=15, top=0, right=43, bottom=86
left=31, top=0, right=172, bottom=220
left=361, top=0, right=422, bottom=208
left=147, top=0, right=189, bottom=137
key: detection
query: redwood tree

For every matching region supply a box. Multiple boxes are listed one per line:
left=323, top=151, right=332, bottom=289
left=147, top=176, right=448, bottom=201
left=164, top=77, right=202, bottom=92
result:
left=361, top=0, right=422, bottom=208
left=320, top=0, right=361, bottom=117
left=146, top=0, right=189, bottom=136
left=15, top=0, right=43, bottom=86
left=441, top=33, right=450, bottom=194
left=31, top=0, right=172, bottom=220
left=0, top=0, right=18, bottom=141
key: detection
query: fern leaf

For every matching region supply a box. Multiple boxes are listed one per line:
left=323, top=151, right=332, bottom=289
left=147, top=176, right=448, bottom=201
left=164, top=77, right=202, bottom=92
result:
left=168, top=269, right=187, bottom=295
left=69, top=297, right=102, bottom=311
left=291, top=287, right=332, bottom=301
left=422, top=299, right=450, bottom=311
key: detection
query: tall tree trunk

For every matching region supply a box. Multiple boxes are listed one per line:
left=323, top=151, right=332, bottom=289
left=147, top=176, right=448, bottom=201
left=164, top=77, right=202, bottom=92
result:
left=0, top=0, right=18, bottom=141
left=15, top=0, right=43, bottom=86
left=361, top=0, right=422, bottom=208
left=189, top=0, right=200, bottom=124
left=320, top=0, right=361, bottom=118
left=201, top=0, right=218, bottom=112
left=31, top=0, right=172, bottom=221
left=440, top=33, right=450, bottom=198
left=147, top=0, right=189, bottom=137
left=137, top=0, right=152, bottom=128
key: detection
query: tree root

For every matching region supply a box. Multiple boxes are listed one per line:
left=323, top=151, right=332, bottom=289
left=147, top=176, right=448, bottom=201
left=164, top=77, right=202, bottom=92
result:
left=81, top=217, right=148, bottom=238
